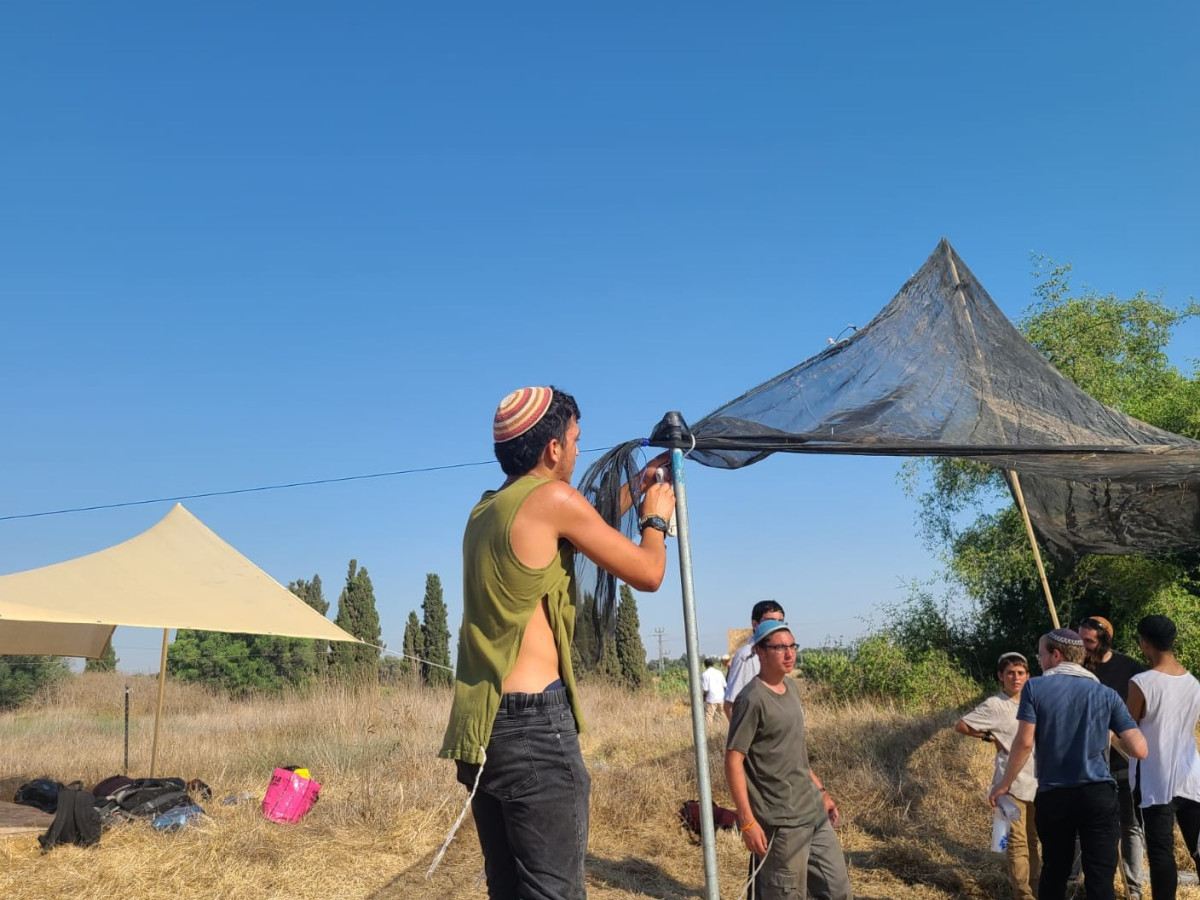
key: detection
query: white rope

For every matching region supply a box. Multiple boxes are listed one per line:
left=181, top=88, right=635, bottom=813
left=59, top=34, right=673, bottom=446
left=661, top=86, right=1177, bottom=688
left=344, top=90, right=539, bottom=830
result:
left=426, top=745, right=487, bottom=879
left=736, top=832, right=776, bottom=900
left=364, top=642, right=455, bottom=672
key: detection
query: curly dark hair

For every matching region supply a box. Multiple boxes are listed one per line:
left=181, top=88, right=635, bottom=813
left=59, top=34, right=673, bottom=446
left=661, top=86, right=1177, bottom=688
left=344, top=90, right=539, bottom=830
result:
left=1078, top=618, right=1113, bottom=658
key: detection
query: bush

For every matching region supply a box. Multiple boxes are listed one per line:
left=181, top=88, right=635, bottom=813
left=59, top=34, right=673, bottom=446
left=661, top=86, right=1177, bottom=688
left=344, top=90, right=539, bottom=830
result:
left=0, top=656, right=70, bottom=709
left=800, top=636, right=979, bottom=712
left=652, top=665, right=690, bottom=698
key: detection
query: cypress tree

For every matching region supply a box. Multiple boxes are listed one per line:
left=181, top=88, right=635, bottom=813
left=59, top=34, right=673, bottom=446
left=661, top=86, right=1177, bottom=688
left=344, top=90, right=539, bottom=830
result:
left=400, top=610, right=424, bottom=680
left=273, top=573, right=329, bottom=680
left=331, top=559, right=383, bottom=678
left=571, top=591, right=600, bottom=674
left=598, top=634, right=621, bottom=681
left=614, top=584, right=649, bottom=690
left=290, top=574, right=329, bottom=614
left=420, top=573, right=452, bottom=686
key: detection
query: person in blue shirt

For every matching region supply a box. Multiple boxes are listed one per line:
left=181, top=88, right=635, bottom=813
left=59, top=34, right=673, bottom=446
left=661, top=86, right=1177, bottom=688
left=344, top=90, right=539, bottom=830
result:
left=990, top=628, right=1148, bottom=900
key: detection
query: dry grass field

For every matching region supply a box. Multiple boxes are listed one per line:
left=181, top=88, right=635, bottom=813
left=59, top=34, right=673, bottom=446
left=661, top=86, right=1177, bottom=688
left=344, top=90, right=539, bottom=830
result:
left=1, top=671, right=1196, bottom=900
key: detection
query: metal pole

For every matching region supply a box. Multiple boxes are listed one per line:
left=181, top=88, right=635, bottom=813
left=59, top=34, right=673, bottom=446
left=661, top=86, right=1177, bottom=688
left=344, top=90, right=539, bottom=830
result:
left=671, top=447, right=722, bottom=900
left=123, top=683, right=130, bottom=775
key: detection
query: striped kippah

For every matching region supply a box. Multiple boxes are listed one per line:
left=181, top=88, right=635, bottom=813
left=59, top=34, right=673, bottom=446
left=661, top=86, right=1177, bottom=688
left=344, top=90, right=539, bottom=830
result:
left=493, top=387, right=553, bottom=443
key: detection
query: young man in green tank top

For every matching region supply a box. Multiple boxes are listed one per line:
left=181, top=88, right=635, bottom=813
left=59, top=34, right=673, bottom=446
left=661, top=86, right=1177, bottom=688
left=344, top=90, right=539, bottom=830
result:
left=440, top=386, right=676, bottom=900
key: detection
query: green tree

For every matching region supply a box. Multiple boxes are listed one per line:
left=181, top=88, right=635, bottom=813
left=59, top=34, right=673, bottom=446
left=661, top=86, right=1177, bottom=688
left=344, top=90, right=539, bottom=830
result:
left=331, top=559, right=383, bottom=678
left=571, top=591, right=601, bottom=675
left=85, top=637, right=119, bottom=673
left=170, top=573, right=334, bottom=693
left=169, top=630, right=283, bottom=694
left=379, top=655, right=405, bottom=684
left=259, top=573, right=331, bottom=682
left=614, top=584, right=650, bottom=690
left=289, top=574, right=329, bottom=615
left=597, top=633, right=621, bottom=681
left=420, top=573, right=452, bottom=687
left=899, top=258, right=1200, bottom=667
left=0, top=656, right=69, bottom=709
left=399, top=610, right=424, bottom=680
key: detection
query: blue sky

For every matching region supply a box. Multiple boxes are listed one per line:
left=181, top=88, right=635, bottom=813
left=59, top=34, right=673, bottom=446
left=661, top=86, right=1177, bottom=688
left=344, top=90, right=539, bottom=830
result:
left=3, top=4, right=1198, bottom=672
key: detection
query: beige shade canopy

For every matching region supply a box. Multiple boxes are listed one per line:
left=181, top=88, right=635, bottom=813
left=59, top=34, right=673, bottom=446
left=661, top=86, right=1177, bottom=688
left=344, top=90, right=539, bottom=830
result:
left=0, top=503, right=361, bottom=657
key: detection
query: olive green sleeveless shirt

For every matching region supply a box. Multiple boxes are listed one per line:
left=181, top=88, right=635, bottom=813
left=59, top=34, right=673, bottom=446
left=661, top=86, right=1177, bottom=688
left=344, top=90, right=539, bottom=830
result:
left=439, top=475, right=582, bottom=764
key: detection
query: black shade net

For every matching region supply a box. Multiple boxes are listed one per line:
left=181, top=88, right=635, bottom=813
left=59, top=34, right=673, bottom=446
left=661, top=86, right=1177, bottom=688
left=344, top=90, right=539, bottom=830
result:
left=575, top=239, right=1200, bottom=662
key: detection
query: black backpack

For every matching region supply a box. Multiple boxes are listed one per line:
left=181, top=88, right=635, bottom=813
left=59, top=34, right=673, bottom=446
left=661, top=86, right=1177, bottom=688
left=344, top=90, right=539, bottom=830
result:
left=92, top=775, right=135, bottom=799
left=102, top=778, right=191, bottom=820
left=13, top=778, right=66, bottom=814
left=39, top=789, right=101, bottom=852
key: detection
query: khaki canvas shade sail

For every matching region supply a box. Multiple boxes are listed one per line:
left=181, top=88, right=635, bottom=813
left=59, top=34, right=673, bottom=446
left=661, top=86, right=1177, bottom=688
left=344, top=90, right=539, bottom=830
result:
left=0, top=503, right=361, bottom=656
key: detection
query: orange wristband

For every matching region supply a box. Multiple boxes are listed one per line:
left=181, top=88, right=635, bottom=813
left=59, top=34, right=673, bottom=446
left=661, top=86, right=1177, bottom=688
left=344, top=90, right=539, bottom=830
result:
left=740, top=820, right=757, bottom=833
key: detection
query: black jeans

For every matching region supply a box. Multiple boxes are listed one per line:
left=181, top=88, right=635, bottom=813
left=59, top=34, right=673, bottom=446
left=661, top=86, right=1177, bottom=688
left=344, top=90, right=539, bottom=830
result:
left=1142, top=796, right=1200, bottom=900
left=1035, top=782, right=1120, bottom=900
left=456, top=689, right=591, bottom=900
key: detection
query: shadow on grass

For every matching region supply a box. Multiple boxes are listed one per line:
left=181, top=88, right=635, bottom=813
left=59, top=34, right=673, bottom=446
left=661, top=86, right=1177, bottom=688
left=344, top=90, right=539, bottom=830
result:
left=830, top=708, right=1010, bottom=899
left=368, top=710, right=1006, bottom=900
left=365, top=846, right=702, bottom=900
left=586, top=854, right=704, bottom=899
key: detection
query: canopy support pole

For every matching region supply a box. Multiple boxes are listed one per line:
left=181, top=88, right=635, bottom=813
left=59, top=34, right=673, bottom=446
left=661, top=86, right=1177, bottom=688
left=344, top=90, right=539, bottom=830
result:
left=1009, top=471, right=1060, bottom=629
left=670, top=446, right=722, bottom=900
left=149, top=628, right=169, bottom=776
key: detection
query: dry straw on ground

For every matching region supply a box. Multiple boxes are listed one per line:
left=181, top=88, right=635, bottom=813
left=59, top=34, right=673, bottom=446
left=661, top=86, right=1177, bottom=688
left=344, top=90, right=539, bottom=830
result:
left=2, top=672, right=1197, bottom=899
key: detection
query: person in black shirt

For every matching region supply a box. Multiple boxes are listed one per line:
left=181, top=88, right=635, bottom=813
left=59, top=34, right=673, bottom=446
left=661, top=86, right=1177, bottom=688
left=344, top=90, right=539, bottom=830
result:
left=1080, top=616, right=1148, bottom=900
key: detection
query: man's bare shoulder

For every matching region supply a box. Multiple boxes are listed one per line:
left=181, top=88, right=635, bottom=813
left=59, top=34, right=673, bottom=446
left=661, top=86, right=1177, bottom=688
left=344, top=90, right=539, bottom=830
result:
left=522, top=478, right=586, bottom=512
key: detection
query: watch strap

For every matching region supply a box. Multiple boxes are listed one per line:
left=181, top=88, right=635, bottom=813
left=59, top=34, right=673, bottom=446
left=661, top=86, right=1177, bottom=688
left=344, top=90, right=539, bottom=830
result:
left=638, top=515, right=669, bottom=534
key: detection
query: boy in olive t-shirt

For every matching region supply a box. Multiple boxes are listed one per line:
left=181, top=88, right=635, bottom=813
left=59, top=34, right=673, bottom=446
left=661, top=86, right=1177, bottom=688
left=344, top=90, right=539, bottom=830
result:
left=725, top=621, right=852, bottom=900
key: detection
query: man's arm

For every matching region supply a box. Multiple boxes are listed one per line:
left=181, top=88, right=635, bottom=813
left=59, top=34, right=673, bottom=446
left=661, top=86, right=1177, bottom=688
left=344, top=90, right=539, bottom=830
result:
left=809, top=769, right=839, bottom=826
left=538, top=480, right=675, bottom=591
left=1126, top=680, right=1146, bottom=722
left=723, top=651, right=749, bottom=721
left=1116, top=726, right=1148, bottom=760
left=1109, top=688, right=1147, bottom=759
left=954, top=718, right=996, bottom=744
left=725, top=749, right=767, bottom=855
left=988, top=720, right=1034, bottom=807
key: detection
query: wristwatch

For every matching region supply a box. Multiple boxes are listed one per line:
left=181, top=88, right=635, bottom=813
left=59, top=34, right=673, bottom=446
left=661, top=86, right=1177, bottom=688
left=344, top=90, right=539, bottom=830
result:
left=638, top=515, right=669, bottom=534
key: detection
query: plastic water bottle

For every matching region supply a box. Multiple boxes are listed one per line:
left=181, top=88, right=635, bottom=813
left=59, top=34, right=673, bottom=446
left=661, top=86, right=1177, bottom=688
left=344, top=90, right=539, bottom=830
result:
left=152, top=803, right=205, bottom=832
left=990, top=795, right=1020, bottom=852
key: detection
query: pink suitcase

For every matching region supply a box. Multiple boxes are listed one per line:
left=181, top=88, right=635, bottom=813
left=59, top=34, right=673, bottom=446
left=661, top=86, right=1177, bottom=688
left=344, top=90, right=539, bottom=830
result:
left=261, top=768, right=320, bottom=823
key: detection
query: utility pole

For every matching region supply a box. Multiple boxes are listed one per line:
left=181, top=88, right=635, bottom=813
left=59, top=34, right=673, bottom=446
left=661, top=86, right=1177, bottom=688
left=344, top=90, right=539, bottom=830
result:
left=653, top=627, right=667, bottom=671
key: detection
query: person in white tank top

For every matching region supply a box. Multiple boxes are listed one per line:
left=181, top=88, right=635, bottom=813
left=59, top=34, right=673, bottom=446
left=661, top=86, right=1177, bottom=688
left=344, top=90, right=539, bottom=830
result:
left=1127, top=614, right=1200, bottom=900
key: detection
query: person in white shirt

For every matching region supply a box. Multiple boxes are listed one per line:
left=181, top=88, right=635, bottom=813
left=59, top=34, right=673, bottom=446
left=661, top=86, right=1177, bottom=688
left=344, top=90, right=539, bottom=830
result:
left=956, top=651, right=1040, bottom=900
left=1126, top=615, right=1200, bottom=900
left=700, top=658, right=726, bottom=724
left=723, top=600, right=784, bottom=721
